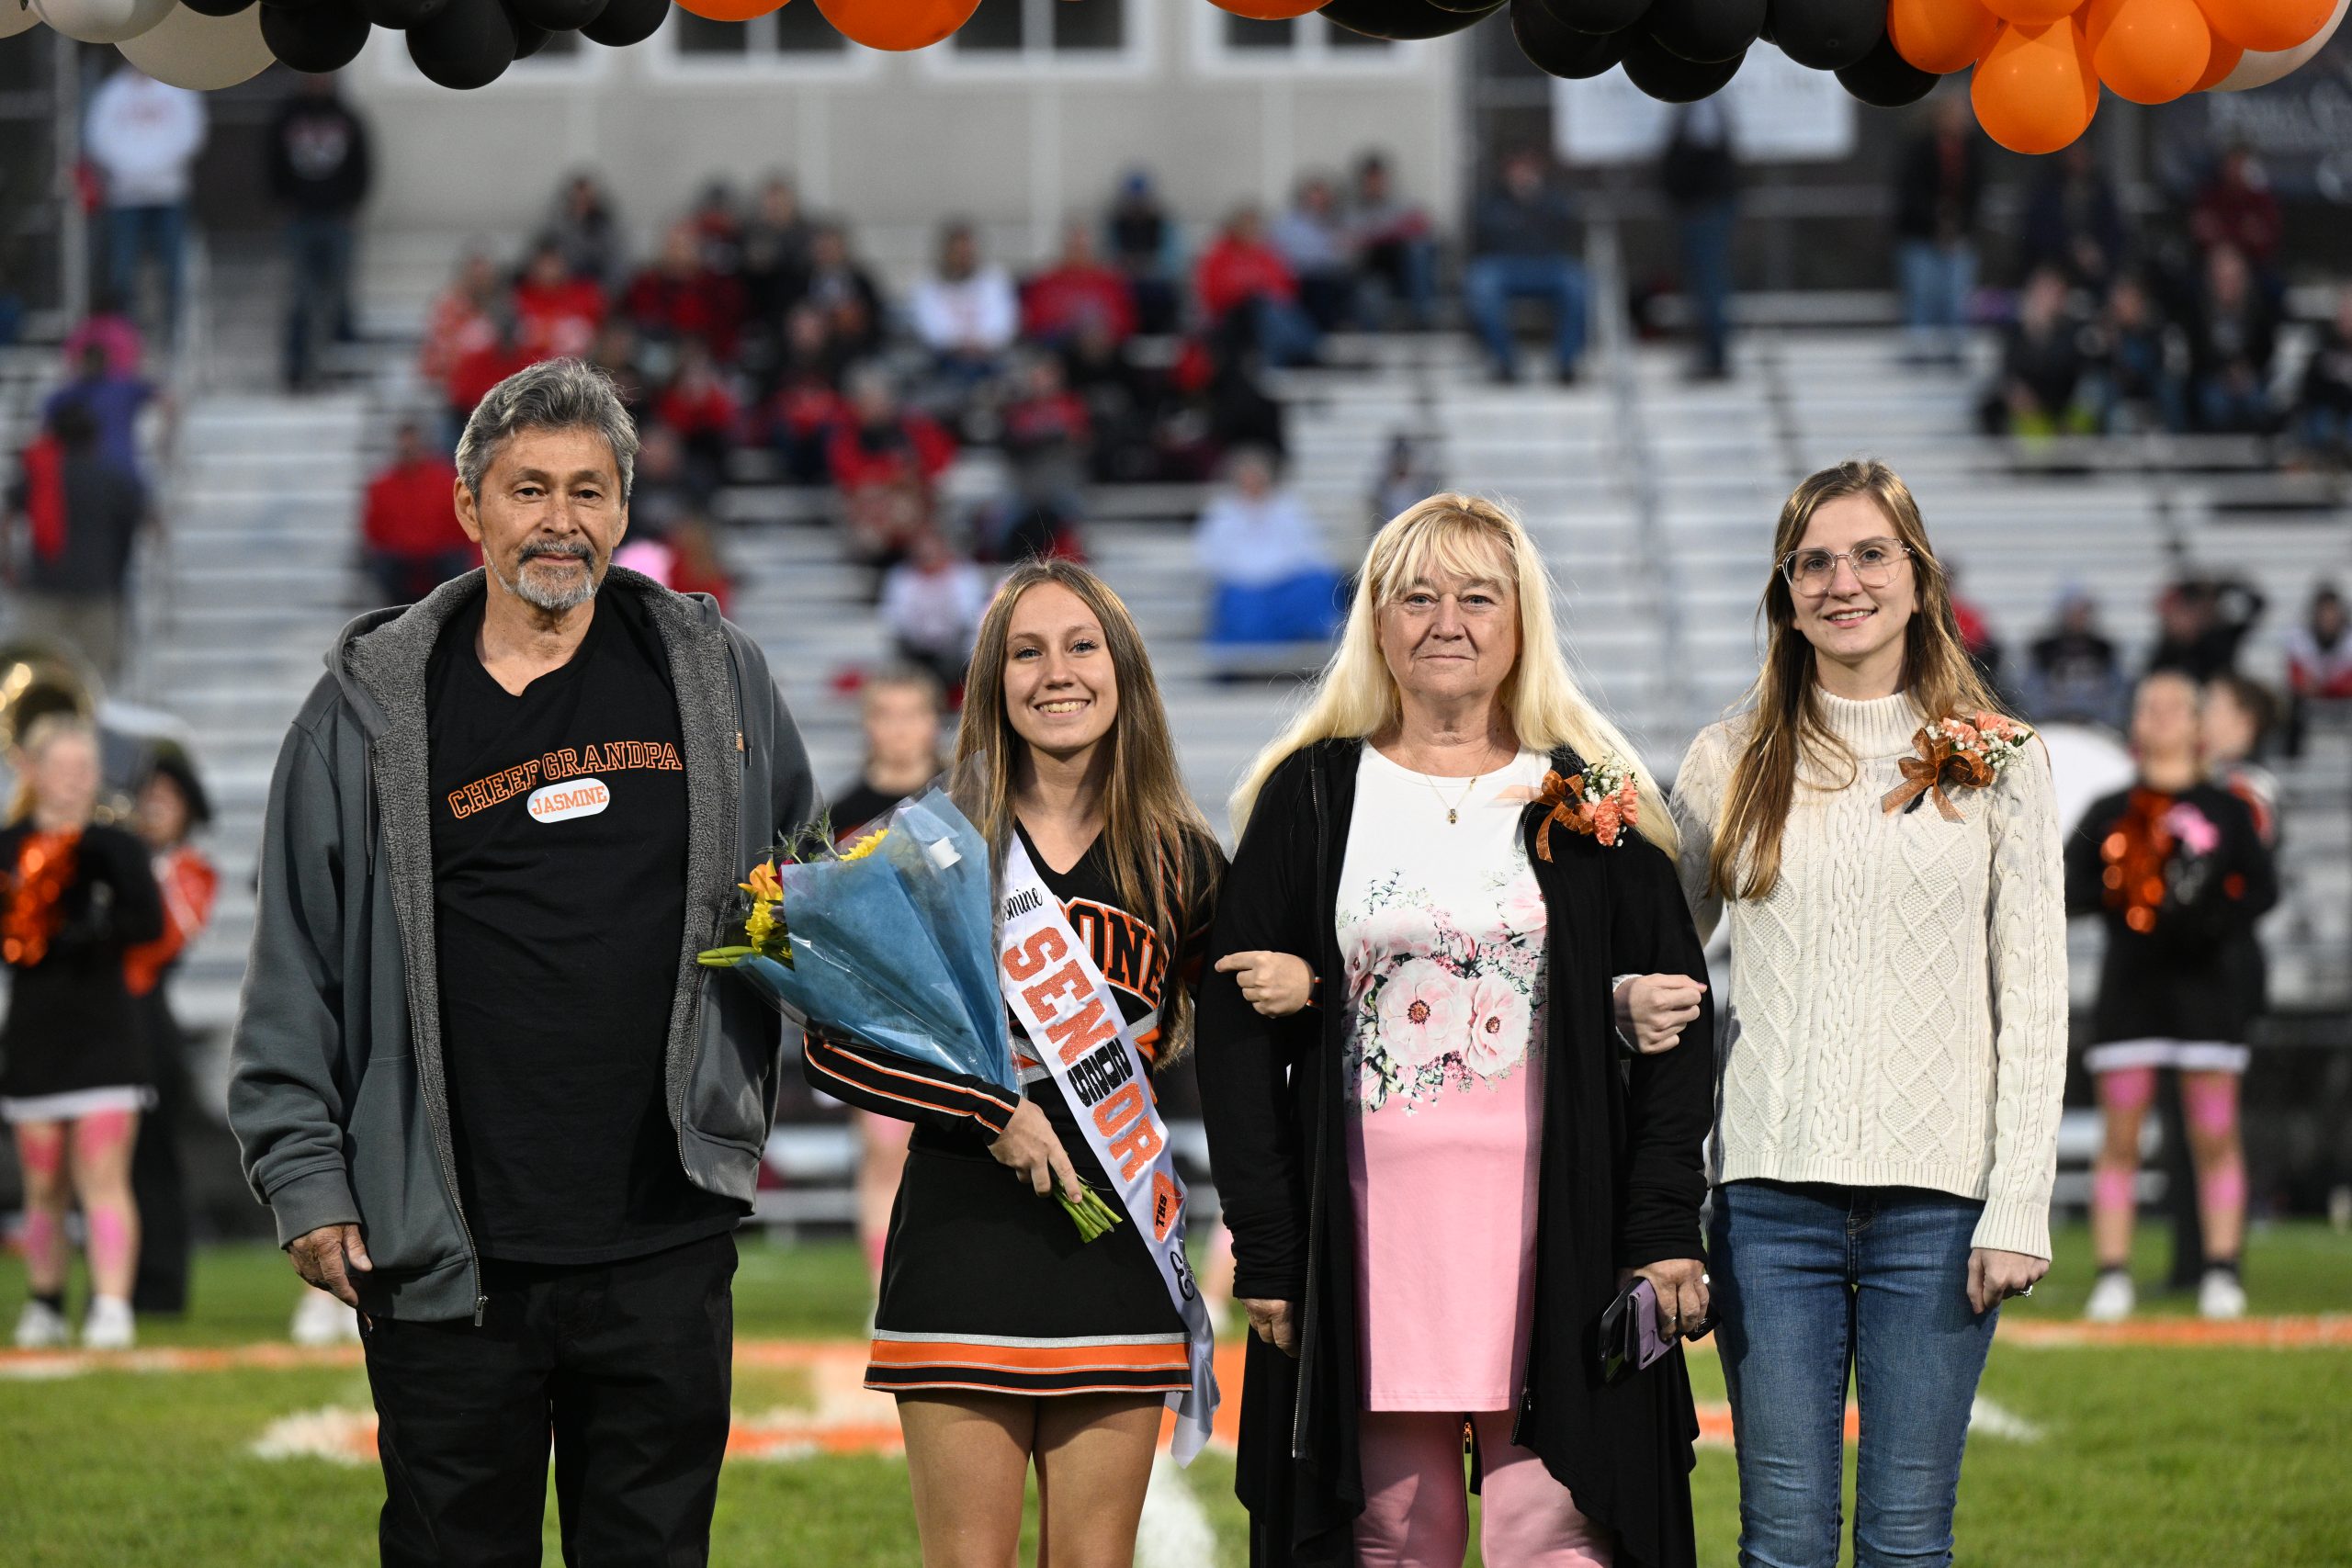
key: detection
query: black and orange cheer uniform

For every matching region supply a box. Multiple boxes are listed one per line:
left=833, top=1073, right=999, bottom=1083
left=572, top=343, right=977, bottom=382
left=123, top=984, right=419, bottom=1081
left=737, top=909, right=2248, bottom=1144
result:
left=806, top=822, right=1220, bottom=1397
left=2065, top=780, right=2278, bottom=1073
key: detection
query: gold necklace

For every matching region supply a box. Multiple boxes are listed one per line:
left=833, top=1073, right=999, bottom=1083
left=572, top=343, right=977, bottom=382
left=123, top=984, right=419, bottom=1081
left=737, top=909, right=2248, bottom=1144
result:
left=1413, top=746, right=1502, bottom=825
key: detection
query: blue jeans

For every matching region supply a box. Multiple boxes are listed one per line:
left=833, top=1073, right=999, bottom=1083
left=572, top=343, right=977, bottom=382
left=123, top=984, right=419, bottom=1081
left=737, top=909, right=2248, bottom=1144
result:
left=285, top=213, right=357, bottom=389
left=107, top=203, right=187, bottom=333
left=1679, top=201, right=1736, bottom=375
left=1464, top=254, right=1589, bottom=375
left=1896, top=240, right=1973, bottom=357
left=1710, top=1180, right=1998, bottom=1568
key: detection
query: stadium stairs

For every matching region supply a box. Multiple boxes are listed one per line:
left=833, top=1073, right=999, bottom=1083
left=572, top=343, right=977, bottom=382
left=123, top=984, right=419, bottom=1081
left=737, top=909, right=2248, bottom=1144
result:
left=70, top=233, right=2350, bottom=1225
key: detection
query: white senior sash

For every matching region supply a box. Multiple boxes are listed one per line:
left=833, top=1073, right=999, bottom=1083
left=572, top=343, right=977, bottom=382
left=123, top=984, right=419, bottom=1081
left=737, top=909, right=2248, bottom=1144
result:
left=997, top=835, right=1219, bottom=1463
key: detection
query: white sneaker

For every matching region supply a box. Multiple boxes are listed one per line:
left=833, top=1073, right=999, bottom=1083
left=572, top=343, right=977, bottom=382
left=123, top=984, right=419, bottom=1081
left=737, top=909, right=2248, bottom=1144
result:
left=290, top=1287, right=360, bottom=1347
left=82, top=1296, right=135, bottom=1350
left=2084, top=1271, right=2135, bottom=1323
left=2199, top=1269, right=2247, bottom=1321
left=12, top=1300, right=70, bottom=1349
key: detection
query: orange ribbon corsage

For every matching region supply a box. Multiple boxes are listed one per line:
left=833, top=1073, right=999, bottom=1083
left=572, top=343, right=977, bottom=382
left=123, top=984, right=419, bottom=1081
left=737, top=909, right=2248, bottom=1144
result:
left=1530, top=764, right=1641, bottom=861
left=1881, top=713, right=2030, bottom=822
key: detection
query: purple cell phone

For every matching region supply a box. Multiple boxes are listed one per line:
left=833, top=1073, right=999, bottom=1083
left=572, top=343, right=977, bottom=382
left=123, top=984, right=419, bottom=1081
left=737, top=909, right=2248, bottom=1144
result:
left=1598, top=1279, right=1672, bottom=1384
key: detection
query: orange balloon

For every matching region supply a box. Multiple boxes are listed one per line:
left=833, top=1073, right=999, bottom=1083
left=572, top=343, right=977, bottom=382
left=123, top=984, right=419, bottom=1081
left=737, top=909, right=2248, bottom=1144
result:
left=2092, top=0, right=2212, bottom=97
left=679, top=0, right=786, bottom=18
left=1982, top=0, right=2084, bottom=28
left=811, top=0, right=980, bottom=49
left=2194, top=0, right=2331, bottom=49
left=1890, top=0, right=2002, bottom=70
left=1973, top=17, right=2100, bottom=153
left=2192, top=30, right=2245, bottom=81
left=1210, top=0, right=1331, bottom=15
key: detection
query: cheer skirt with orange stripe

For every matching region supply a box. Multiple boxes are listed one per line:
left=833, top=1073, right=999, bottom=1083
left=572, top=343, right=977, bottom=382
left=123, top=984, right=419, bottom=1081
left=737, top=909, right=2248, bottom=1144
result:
left=867, top=1084, right=1191, bottom=1399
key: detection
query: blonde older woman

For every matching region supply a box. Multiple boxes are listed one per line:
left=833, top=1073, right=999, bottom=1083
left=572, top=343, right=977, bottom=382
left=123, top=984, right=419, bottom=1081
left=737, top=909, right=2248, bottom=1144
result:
left=1197, top=495, right=1714, bottom=1568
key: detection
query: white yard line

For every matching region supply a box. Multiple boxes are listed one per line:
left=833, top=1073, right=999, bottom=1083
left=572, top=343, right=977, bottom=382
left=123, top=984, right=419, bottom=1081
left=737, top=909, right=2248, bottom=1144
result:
left=1968, top=1394, right=2046, bottom=1443
left=1136, top=1452, right=1220, bottom=1568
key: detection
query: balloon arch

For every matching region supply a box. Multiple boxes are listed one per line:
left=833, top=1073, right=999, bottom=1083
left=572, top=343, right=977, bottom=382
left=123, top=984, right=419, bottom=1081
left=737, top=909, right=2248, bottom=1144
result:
left=5, top=0, right=2346, bottom=152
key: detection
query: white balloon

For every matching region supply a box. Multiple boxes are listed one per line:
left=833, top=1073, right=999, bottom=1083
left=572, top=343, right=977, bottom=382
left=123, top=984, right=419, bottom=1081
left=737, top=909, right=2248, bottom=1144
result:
left=30, top=0, right=175, bottom=41
left=118, top=2, right=271, bottom=88
left=0, top=0, right=44, bottom=38
left=2212, top=0, right=2348, bottom=88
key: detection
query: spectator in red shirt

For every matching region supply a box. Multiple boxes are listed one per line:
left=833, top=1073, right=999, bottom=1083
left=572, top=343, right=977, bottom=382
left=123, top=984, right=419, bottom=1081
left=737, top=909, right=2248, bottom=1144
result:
left=2191, top=147, right=2284, bottom=278
left=828, top=366, right=957, bottom=495
left=625, top=222, right=747, bottom=365
left=655, top=338, right=743, bottom=487
left=418, top=253, right=503, bottom=403
left=1023, top=223, right=1136, bottom=346
left=1193, top=206, right=1321, bottom=367
left=1001, top=353, right=1092, bottom=507
left=359, top=420, right=471, bottom=607
left=762, top=304, right=851, bottom=485
left=2284, top=581, right=2352, bottom=755
left=513, top=242, right=605, bottom=360
left=445, top=311, right=539, bottom=423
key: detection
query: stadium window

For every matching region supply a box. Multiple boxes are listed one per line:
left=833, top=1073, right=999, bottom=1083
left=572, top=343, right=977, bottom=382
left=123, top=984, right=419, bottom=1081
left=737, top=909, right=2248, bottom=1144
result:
left=660, top=2, right=871, bottom=72
left=938, top=0, right=1146, bottom=69
left=1200, top=10, right=1407, bottom=69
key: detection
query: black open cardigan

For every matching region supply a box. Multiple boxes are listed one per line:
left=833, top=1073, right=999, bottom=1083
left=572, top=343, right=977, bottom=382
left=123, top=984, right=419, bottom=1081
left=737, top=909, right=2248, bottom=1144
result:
left=1196, top=739, right=1714, bottom=1568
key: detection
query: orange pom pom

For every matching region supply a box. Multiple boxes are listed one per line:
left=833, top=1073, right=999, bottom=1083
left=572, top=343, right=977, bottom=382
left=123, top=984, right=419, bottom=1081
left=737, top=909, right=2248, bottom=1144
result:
left=678, top=0, right=785, bottom=17
left=1972, top=17, right=2100, bottom=153
left=1209, top=0, right=1330, bottom=15
left=1982, top=0, right=2084, bottom=27
left=1889, top=0, right=2001, bottom=69
left=2193, top=0, right=2332, bottom=49
left=811, top=0, right=979, bottom=49
left=2090, top=0, right=2213, bottom=98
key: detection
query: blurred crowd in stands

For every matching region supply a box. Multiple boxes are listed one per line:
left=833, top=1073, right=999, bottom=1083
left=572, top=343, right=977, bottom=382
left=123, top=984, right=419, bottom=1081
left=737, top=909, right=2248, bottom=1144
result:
left=1937, top=127, right=2352, bottom=464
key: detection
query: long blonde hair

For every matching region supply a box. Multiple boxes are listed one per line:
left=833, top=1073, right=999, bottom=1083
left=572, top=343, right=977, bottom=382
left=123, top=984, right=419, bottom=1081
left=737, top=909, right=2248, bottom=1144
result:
left=1229, top=493, right=1679, bottom=856
left=955, top=558, right=1221, bottom=1060
left=1708, top=459, right=2007, bottom=901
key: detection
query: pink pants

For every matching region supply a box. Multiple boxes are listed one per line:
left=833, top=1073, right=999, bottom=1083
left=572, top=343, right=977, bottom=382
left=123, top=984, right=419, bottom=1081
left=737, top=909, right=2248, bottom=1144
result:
left=1354, top=1410, right=1615, bottom=1568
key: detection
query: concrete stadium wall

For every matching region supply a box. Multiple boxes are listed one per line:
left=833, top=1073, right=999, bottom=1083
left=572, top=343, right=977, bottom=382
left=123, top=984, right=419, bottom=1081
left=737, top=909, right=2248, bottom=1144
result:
left=340, top=0, right=1467, bottom=287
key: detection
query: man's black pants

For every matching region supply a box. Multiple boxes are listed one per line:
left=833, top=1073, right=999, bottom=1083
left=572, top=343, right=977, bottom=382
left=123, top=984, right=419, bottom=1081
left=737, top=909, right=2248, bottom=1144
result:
left=358, top=1229, right=737, bottom=1568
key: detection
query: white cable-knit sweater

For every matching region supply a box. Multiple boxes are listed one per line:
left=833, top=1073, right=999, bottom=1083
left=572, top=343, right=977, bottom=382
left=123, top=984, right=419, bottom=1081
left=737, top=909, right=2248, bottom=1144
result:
left=1670, top=690, right=2070, bottom=1258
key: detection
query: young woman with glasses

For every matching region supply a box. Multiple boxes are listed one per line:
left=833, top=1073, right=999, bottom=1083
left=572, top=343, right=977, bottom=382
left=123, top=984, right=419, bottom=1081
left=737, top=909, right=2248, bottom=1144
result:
left=1661, top=460, right=2068, bottom=1566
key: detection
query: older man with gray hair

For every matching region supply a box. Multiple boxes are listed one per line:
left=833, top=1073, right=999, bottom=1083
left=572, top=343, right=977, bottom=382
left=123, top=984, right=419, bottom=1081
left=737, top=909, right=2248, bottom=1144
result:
left=229, top=358, right=816, bottom=1566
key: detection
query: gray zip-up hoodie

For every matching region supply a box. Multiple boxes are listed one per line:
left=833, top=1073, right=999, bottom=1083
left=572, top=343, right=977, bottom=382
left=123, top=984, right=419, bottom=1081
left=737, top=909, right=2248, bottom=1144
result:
left=227, top=568, right=817, bottom=1323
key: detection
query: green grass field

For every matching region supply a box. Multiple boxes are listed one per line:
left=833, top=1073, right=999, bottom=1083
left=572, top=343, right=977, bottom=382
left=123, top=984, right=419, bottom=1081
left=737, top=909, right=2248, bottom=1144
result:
left=2, top=1223, right=2346, bottom=1567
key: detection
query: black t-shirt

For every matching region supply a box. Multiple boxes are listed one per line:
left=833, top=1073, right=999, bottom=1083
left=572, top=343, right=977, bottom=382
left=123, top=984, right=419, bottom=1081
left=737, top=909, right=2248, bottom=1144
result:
left=426, top=589, right=741, bottom=1264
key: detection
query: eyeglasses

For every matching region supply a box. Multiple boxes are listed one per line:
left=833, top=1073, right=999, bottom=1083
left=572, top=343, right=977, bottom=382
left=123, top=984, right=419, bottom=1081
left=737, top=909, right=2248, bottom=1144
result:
left=1780, top=537, right=1913, bottom=593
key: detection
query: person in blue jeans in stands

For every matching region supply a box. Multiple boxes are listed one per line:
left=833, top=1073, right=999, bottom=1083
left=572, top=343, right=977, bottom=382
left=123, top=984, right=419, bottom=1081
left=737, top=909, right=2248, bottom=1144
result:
left=1463, top=147, right=1589, bottom=385
left=1649, top=460, right=2069, bottom=1566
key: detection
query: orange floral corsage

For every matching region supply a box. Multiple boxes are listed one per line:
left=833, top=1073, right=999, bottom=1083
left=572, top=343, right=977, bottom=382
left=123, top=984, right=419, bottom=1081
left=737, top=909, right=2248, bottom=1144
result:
left=1528, top=758, right=1641, bottom=860
left=1882, top=712, right=2034, bottom=822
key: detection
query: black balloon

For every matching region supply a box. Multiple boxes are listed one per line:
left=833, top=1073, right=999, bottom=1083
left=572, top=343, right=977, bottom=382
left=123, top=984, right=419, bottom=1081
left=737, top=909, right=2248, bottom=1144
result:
left=1834, top=28, right=1939, bottom=105
left=408, top=0, right=516, bottom=87
left=1768, top=0, right=1882, bottom=68
left=1510, top=0, right=1626, bottom=75
left=1620, top=28, right=1745, bottom=96
left=1642, top=0, right=1762, bottom=60
left=578, top=0, right=662, bottom=45
left=177, top=0, right=258, bottom=17
left=1425, top=0, right=1499, bottom=10
left=1538, top=0, right=1648, bottom=36
left=509, top=0, right=604, bottom=28
left=360, top=0, right=450, bottom=25
left=1321, top=0, right=1506, bottom=39
left=260, top=0, right=369, bottom=69
left=506, top=1, right=549, bottom=53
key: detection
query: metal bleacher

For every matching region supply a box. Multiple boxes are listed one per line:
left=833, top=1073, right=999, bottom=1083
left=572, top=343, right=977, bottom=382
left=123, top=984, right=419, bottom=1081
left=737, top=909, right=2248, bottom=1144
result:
left=41, top=231, right=2343, bottom=1228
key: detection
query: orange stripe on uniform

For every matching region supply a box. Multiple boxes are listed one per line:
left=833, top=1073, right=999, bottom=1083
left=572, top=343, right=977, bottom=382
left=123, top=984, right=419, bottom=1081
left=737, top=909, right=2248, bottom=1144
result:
left=867, top=1339, right=1190, bottom=1374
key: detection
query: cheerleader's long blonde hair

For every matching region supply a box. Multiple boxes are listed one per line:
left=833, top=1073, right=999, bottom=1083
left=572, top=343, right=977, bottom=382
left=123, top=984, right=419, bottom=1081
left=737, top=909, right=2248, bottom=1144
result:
left=1229, top=493, right=1679, bottom=858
